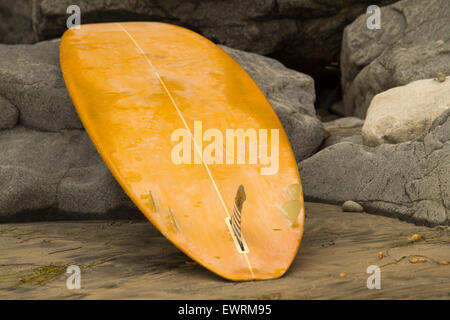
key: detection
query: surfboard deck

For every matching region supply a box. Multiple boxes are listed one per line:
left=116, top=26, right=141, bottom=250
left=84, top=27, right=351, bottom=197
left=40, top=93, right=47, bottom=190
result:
left=60, top=22, right=305, bottom=281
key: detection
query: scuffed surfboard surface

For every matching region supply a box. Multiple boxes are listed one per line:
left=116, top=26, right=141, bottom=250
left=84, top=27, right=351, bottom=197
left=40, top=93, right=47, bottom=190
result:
left=60, top=22, right=304, bottom=280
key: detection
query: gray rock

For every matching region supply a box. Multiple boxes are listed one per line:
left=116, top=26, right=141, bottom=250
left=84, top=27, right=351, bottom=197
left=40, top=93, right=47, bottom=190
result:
left=0, top=40, right=83, bottom=131
left=342, top=200, right=364, bottom=212
left=222, top=45, right=324, bottom=161
left=0, top=127, right=134, bottom=221
left=299, top=109, right=450, bottom=226
left=362, top=77, right=450, bottom=146
left=341, top=0, right=450, bottom=118
left=57, top=163, right=135, bottom=215
left=0, top=0, right=396, bottom=82
left=0, top=96, right=19, bottom=129
left=0, top=1, right=37, bottom=44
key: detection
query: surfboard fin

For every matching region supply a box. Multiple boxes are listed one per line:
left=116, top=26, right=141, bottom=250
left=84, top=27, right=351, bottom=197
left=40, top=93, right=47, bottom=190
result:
left=148, top=191, right=158, bottom=212
left=230, top=185, right=246, bottom=252
left=169, top=207, right=181, bottom=233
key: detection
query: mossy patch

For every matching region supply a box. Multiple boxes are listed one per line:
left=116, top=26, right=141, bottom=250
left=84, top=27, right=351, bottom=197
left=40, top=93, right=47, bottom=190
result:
left=14, top=257, right=115, bottom=287
left=20, top=264, right=68, bottom=285
left=0, top=228, right=35, bottom=237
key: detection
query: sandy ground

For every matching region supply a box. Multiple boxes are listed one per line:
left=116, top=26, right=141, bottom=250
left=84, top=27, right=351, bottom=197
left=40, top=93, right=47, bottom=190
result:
left=0, top=202, right=448, bottom=299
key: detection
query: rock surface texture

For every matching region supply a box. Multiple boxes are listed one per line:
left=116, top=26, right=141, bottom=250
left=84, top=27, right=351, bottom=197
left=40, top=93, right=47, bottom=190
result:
left=299, top=109, right=450, bottom=226
left=341, top=0, right=450, bottom=118
left=0, top=0, right=396, bottom=79
left=0, top=40, right=321, bottom=220
left=362, top=77, right=450, bottom=146
left=0, top=40, right=82, bottom=131
left=0, top=96, right=19, bottom=130
left=342, top=200, right=364, bottom=212
left=0, top=127, right=134, bottom=221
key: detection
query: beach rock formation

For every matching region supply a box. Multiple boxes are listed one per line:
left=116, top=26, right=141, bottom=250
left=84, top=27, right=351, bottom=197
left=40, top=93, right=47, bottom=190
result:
left=299, top=109, right=450, bottom=226
left=0, top=128, right=134, bottom=221
left=341, top=0, right=450, bottom=118
left=0, top=96, right=19, bottom=130
left=362, top=77, right=450, bottom=146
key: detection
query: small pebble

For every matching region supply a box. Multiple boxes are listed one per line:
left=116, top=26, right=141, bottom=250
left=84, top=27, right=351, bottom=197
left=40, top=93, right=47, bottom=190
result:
left=377, top=252, right=384, bottom=260
left=408, top=234, right=421, bottom=242
left=436, top=72, right=446, bottom=82
left=339, top=272, right=347, bottom=278
left=342, top=200, right=364, bottom=212
left=438, top=261, right=449, bottom=265
left=409, top=257, right=427, bottom=264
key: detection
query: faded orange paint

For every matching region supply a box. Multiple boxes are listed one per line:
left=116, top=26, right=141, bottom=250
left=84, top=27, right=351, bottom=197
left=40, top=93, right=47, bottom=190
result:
left=60, top=22, right=304, bottom=280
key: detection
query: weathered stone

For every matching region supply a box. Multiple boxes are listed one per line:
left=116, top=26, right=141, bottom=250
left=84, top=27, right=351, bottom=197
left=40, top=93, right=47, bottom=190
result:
left=299, top=109, right=450, bottom=226
left=57, top=163, right=135, bottom=216
left=362, top=77, right=450, bottom=146
left=0, top=0, right=396, bottom=83
left=0, top=127, right=134, bottom=220
left=341, top=0, right=450, bottom=118
left=0, top=96, right=19, bottom=129
left=0, top=40, right=82, bottom=131
left=342, top=200, right=364, bottom=212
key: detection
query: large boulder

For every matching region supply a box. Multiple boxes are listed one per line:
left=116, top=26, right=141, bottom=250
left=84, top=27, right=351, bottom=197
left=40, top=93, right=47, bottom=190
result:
left=0, top=1, right=37, bottom=44
left=299, top=109, right=450, bottom=226
left=0, top=127, right=135, bottom=221
left=0, top=0, right=396, bottom=81
left=341, top=0, right=450, bottom=118
left=0, top=40, right=82, bottom=131
left=0, top=95, right=19, bottom=130
left=362, top=76, right=450, bottom=146
left=0, top=39, right=322, bottom=220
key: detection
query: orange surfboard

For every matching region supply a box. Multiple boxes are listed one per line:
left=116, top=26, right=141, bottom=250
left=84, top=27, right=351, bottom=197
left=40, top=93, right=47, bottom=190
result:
left=60, top=22, right=305, bottom=281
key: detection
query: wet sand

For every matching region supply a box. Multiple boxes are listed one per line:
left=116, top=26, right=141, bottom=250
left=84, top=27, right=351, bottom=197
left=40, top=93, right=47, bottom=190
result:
left=0, top=202, right=448, bottom=299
